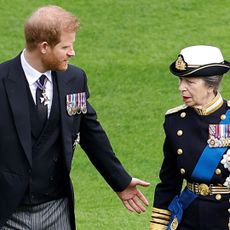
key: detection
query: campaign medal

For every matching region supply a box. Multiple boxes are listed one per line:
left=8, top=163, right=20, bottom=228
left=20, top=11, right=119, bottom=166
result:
left=76, top=92, right=87, bottom=114
left=80, top=92, right=87, bottom=114
left=207, top=124, right=230, bottom=148
left=76, top=93, right=81, bottom=114
left=66, top=94, right=77, bottom=116
left=66, top=92, right=87, bottom=116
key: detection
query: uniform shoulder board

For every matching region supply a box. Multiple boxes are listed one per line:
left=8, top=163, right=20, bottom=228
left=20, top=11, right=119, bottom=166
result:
left=165, top=104, right=188, bottom=115
left=227, top=100, right=230, bottom=107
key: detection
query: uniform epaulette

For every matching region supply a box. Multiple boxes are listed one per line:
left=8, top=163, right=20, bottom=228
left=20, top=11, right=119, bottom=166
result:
left=165, top=104, right=188, bottom=115
left=227, top=100, right=230, bottom=107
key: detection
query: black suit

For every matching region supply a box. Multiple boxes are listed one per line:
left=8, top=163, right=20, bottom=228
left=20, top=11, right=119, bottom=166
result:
left=0, top=53, right=131, bottom=229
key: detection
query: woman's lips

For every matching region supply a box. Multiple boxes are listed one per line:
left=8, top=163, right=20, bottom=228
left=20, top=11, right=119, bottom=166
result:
left=182, top=96, right=190, bottom=101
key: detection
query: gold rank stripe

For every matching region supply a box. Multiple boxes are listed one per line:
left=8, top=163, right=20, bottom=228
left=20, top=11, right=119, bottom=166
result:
left=152, top=207, right=171, bottom=215
left=150, top=222, right=168, bottom=230
left=152, top=212, right=171, bottom=220
left=151, top=218, right=170, bottom=225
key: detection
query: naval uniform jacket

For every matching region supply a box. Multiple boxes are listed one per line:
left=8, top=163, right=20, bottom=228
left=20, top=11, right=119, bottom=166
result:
left=151, top=95, right=230, bottom=230
left=0, top=53, right=131, bottom=229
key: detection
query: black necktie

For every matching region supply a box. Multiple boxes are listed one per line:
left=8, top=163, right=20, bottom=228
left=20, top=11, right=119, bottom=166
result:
left=36, top=74, right=48, bottom=128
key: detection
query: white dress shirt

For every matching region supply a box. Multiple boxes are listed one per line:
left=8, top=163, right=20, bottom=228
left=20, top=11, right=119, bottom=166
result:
left=20, top=50, right=53, bottom=117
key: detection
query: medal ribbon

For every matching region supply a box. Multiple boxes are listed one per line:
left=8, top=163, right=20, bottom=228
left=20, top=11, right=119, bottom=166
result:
left=191, top=109, right=230, bottom=181
left=35, top=77, right=48, bottom=91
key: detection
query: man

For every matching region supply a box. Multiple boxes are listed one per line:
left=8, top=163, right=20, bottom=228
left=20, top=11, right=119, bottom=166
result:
left=0, top=5, right=150, bottom=230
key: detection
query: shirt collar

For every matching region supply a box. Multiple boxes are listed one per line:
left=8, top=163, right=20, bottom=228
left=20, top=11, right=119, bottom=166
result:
left=20, top=49, right=52, bottom=86
left=194, top=92, right=223, bottom=116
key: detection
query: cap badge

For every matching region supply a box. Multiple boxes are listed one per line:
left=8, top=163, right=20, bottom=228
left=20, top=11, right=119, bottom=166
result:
left=175, top=55, right=187, bottom=71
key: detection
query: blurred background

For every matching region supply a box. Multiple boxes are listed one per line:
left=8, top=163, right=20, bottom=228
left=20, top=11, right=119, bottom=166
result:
left=0, top=0, right=229, bottom=229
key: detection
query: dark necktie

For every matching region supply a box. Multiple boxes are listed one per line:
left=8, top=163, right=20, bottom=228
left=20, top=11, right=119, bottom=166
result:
left=36, top=74, right=48, bottom=128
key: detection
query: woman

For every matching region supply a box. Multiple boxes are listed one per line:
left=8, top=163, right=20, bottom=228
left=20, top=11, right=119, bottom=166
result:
left=150, top=45, right=230, bottom=230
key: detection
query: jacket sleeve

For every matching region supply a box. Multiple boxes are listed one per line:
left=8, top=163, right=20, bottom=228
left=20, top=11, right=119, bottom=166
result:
left=79, top=71, right=132, bottom=192
left=150, top=118, right=183, bottom=229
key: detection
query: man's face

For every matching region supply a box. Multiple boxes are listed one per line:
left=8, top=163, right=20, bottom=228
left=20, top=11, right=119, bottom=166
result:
left=42, top=31, right=76, bottom=71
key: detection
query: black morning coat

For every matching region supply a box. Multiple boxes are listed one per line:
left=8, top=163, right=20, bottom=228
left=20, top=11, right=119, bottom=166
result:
left=0, top=53, right=132, bottom=229
left=151, top=96, right=230, bottom=230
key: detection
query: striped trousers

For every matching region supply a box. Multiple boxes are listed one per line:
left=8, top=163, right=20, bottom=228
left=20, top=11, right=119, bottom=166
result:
left=1, top=198, right=71, bottom=230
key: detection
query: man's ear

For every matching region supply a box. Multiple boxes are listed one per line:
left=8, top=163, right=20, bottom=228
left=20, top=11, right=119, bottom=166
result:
left=38, top=41, right=49, bottom=54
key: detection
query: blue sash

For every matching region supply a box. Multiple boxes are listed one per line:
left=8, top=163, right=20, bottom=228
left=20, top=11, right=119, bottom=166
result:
left=168, top=109, right=230, bottom=229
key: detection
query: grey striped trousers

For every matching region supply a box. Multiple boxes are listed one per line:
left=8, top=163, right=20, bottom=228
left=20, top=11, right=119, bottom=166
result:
left=1, top=198, right=71, bottom=230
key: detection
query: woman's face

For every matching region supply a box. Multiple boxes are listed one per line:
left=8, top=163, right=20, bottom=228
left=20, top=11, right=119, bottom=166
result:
left=178, top=77, right=215, bottom=108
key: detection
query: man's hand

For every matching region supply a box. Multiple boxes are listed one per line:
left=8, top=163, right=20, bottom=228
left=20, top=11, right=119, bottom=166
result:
left=117, top=178, right=150, bottom=213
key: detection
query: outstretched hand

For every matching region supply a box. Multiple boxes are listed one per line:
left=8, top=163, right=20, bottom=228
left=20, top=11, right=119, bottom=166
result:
left=117, top=178, right=150, bottom=213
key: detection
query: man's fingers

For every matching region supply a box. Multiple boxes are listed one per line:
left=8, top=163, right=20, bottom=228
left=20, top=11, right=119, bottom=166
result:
left=132, top=196, right=146, bottom=212
left=123, top=200, right=135, bottom=212
left=136, top=190, right=149, bottom=206
left=127, top=198, right=142, bottom=213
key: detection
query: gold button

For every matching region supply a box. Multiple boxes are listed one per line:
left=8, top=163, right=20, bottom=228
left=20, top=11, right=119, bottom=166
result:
left=220, top=114, right=226, bottom=120
left=228, top=208, right=230, bottom=213
left=215, top=194, right=222, bottom=200
left=177, top=149, right=183, bottom=155
left=177, top=130, right=183, bottom=136
left=215, top=168, right=221, bottom=175
left=180, top=168, right=185, bottom=174
left=180, top=112, right=186, bottom=118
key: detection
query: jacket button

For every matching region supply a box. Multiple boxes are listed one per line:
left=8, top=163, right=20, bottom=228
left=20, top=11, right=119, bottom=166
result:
left=215, top=194, right=221, bottom=200
left=177, top=149, right=183, bottom=155
left=215, top=168, right=221, bottom=175
left=220, top=114, right=226, bottom=120
left=177, top=130, right=183, bottom=136
left=180, top=168, right=185, bottom=174
left=180, top=112, right=186, bottom=118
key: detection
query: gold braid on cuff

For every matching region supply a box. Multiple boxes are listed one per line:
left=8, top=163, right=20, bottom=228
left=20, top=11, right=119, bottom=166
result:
left=149, top=207, right=171, bottom=230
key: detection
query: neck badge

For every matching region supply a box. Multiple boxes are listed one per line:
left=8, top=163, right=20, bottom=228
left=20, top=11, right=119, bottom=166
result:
left=35, top=77, right=50, bottom=106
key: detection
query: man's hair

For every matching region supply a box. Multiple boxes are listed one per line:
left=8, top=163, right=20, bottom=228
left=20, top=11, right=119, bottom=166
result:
left=24, top=5, right=80, bottom=50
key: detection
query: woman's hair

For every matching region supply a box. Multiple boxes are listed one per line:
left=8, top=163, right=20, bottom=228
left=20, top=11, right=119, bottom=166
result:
left=201, top=75, right=223, bottom=93
left=24, top=5, right=80, bottom=50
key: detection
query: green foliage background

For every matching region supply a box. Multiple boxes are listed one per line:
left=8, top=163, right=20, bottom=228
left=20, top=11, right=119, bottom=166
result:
left=0, top=0, right=229, bottom=229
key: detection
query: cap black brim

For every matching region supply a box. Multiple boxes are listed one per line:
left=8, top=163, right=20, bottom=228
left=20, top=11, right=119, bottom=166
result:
left=170, top=60, right=230, bottom=77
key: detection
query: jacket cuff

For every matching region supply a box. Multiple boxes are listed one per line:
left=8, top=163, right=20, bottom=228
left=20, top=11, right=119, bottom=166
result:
left=150, top=207, right=171, bottom=230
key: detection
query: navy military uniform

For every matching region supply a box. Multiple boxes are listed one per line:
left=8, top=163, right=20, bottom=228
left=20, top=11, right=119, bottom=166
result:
left=150, top=45, right=230, bottom=230
left=151, top=94, right=230, bottom=229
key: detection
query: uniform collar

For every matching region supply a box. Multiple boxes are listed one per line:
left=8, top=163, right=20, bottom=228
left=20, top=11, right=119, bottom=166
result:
left=194, top=93, right=223, bottom=116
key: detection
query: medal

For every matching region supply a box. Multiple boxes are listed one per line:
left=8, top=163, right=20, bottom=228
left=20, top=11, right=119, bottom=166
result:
left=40, top=92, right=50, bottom=106
left=36, top=76, right=50, bottom=106
left=66, top=92, right=87, bottom=116
left=208, top=124, right=230, bottom=147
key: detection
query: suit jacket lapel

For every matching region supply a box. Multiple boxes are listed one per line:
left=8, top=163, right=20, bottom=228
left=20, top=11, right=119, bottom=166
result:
left=4, top=55, right=32, bottom=167
left=55, top=71, right=74, bottom=170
